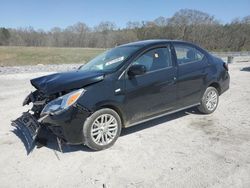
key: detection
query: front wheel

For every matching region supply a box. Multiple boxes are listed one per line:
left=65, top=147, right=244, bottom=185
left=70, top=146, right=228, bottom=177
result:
left=197, top=87, right=219, bottom=114
left=83, top=108, right=122, bottom=150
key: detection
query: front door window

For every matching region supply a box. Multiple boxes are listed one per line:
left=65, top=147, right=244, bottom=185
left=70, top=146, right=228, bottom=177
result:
left=132, top=47, right=172, bottom=72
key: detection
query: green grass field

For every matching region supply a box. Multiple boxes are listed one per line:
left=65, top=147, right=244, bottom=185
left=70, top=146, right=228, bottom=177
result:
left=0, top=46, right=105, bottom=66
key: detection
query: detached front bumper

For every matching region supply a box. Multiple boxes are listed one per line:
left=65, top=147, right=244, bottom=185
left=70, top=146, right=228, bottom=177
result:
left=12, top=104, right=91, bottom=150
left=12, top=112, right=41, bottom=149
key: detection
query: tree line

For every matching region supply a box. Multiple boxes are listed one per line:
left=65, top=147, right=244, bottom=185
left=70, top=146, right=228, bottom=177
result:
left=0, top=9, right=250, bottom=51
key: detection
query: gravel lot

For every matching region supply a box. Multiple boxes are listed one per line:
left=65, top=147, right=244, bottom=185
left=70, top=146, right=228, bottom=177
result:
left=0, top=63, right=81, bottom=74
left=0, top=61, right=250, bottom=188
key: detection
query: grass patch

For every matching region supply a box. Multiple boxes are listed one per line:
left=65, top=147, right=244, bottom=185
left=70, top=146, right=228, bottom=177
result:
left=0, top=46, right=105, bottom=66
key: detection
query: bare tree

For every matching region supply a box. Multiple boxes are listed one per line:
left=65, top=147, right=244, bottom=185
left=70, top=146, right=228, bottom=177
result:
left=2, top=9, right=250, bottom=51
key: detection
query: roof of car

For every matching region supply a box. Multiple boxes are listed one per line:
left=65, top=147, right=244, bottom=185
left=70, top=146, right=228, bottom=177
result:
left=118, top=39, right=209, bottom=56
left=119, top=39, right=183, bottom=47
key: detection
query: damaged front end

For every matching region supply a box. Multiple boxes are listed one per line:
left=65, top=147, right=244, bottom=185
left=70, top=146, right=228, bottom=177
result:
left=12, top=88, right=89, bottom=152
left=12, top=70, right=104, bottom=152
left=12, top=90, right=54, bottom=150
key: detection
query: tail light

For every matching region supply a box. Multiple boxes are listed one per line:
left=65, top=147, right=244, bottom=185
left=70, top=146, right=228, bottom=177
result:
left=223, top=63, right=229, bottom=71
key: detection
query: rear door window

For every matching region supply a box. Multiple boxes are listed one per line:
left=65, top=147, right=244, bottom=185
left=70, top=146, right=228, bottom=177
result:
left=173, top=44, right=205, bottom=65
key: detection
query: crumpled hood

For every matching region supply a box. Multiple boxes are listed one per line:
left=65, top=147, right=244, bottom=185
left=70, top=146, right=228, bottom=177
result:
left=30, top=70, right=104, bottom=95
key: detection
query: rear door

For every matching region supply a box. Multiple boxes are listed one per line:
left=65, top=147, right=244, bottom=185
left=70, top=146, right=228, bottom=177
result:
left=173, top=43, right=208, bottom=107
left=123, top=45, right=177, bottom=125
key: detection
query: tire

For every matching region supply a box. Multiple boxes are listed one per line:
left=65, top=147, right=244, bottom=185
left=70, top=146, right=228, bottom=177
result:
left=83, top=108, right=122, bottom=151
left=197, top=86, right=219, bottom=114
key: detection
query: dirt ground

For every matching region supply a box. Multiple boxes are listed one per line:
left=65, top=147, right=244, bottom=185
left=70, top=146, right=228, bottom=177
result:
left=0, top=62, right=250, bottom=188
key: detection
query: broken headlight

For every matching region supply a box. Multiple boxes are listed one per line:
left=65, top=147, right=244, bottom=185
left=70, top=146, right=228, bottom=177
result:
left=41, top=89, right=85, bottom=115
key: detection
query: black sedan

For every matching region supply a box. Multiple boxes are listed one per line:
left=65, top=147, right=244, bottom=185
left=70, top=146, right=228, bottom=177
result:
left=13, top=40, right=230, bottom=151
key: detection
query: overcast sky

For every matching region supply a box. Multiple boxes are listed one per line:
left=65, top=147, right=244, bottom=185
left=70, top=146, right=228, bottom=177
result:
left=1, top=0, right=250, bottom=30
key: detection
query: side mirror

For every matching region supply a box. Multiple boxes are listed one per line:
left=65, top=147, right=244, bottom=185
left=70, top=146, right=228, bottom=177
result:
left=128, top=64, right=146, bottom=77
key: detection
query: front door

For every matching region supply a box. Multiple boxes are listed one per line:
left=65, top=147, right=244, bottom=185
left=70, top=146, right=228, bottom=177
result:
left=124, top=46, right=177, bottom=125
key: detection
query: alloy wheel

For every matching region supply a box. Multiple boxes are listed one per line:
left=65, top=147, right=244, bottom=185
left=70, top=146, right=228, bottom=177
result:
left=90, top=114, right=118, bottom=146
left=205, top=90, right=218, bottom=111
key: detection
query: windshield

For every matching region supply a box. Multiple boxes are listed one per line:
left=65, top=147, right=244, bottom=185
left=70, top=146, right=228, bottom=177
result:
left=79, top=46, right=139, bottom=72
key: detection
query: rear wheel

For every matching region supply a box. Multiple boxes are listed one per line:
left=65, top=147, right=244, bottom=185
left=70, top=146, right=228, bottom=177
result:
left=83, top=108, right=122, bottom=150
left=197, top=87, right=219, bottom=114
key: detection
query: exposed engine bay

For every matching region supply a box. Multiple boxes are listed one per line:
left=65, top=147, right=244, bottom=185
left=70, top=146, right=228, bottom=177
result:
left=23, top=89, right=71, bottom=118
